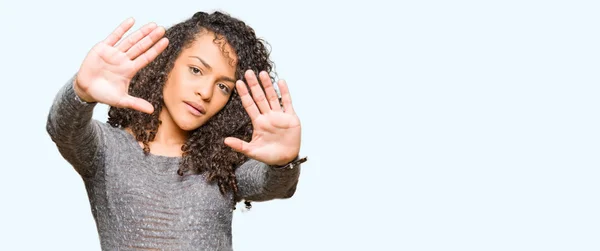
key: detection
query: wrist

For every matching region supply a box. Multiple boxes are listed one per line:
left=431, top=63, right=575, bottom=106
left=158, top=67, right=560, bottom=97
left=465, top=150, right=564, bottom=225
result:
left=270, top=155, right=298, bottom=167
left=73, top=77, right=96, bottom=103
left=270, top=156, right=307, bottom=169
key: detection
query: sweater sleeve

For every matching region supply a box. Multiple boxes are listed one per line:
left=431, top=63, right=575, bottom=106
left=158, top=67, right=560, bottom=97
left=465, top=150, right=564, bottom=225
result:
left=235, top=158, right=302, bottom=202
left=46, top=75, right=105, bottom=179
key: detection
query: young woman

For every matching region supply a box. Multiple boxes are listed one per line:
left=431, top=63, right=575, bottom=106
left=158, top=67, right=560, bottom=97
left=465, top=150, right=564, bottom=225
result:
left=46, top=11, right=306, bottom=250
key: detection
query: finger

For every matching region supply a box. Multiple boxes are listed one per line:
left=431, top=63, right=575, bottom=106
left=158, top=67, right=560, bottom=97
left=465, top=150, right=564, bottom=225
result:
left=259, top=71, right=281, bottom=112
left=119, top=95, right=155, bottom=114
left=278, top=79, right=295, bottom=115
left=132, top=37, right=169, bottom=72
left=245, top=70, right=271, bottom=113
left=103, top=17, right=135, bottom=46
left=116, top=22, right=157, bottom=53
left=126, top=26, right=166, bottom=60
left=236, top=80, right=261, bottom=120
left=224, top=137, right=252, bottom=156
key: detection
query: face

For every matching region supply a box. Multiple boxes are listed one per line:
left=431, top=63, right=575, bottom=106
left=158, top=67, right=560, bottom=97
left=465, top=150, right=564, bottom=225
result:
left=161, top=31, right=238, bottom=132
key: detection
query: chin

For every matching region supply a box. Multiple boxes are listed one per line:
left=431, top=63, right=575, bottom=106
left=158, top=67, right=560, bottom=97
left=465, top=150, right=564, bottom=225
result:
left=177, top=122, right=202, bottom=132
left=174, top=117, right=206, bottom=132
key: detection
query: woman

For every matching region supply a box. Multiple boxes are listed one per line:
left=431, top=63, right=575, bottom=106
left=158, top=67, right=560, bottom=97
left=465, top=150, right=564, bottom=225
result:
left=46, top=11, right=306, bottom=250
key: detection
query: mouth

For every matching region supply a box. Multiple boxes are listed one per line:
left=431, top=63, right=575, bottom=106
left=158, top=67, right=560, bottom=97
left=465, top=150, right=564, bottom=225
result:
left=184, top=101, right=206, bottom=116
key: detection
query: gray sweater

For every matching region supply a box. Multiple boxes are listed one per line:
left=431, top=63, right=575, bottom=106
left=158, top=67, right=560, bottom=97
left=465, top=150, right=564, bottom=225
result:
left=46, top=76, right=301, bottom=250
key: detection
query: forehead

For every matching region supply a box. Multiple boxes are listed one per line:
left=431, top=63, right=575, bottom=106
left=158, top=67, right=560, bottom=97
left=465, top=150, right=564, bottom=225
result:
left=181, top=31, right=238, bottom=67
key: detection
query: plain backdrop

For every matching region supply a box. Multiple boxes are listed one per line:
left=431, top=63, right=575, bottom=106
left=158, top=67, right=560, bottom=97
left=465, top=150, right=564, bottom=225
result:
left=1, top=0, right=599, bottom=250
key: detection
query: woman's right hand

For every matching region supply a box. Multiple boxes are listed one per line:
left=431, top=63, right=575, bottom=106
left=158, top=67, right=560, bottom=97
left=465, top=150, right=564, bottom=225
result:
left=74, top=17, right=169, bottom=114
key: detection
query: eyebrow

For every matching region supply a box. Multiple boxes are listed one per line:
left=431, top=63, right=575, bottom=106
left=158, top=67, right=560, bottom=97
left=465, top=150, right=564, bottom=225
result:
left=189, top=56, right=236, bottom=83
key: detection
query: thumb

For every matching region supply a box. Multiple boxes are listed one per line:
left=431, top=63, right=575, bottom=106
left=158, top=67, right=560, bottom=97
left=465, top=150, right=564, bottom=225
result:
left=120, top=95, right=154, bottom=114
left=224, top=137, right=251, bottom=155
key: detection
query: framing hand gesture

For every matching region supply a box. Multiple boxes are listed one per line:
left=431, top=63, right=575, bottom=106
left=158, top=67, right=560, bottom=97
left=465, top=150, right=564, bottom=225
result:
left=74, top=18, right=168, bottom=114
left=225, top=70, right=302, bottom=166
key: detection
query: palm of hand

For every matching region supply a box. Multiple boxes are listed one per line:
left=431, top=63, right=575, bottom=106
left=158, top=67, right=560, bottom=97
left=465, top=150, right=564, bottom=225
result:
left=245, top=111, right=301, bottom=165
left=74, top=18, right=168, bottom=114
left=224, top=71, right=302, bottom=166
left=78, top=44, right=136, bottom=105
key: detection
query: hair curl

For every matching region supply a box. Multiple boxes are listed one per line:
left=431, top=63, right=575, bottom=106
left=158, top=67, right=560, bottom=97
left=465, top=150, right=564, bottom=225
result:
left=107, top=11, right=275, bottom=206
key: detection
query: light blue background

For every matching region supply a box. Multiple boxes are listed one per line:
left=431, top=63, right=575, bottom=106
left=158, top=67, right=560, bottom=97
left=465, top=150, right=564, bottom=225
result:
left=1, top=0, right=599, bottom=250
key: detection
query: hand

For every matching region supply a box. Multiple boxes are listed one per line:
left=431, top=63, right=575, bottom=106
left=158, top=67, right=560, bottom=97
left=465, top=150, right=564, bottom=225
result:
left=74, top=17, right=169, bottom=114
left=224, top=70, right=302, bottom=166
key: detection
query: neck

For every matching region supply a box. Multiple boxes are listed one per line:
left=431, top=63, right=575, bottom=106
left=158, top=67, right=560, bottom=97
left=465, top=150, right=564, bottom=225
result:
left=125, top=108, right=189, bottom=157
left=154, top=108, right=189, bottom=146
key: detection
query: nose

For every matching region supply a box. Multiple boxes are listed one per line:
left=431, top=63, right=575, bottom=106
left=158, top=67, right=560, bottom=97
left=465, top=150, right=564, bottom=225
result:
left=195, top=80, right=214, bottom=102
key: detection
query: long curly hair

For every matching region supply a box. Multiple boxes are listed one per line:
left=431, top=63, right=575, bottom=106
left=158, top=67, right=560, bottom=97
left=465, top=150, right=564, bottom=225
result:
left=107, top=11, right=275, bottom=205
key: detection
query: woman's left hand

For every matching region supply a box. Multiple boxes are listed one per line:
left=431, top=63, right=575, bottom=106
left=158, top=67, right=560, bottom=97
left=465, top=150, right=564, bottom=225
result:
left=224, top=70, right=301, bottom=166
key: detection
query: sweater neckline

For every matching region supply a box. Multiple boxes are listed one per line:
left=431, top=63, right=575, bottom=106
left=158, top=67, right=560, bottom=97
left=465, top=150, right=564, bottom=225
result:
left=118, top=128, right=183, bottom=162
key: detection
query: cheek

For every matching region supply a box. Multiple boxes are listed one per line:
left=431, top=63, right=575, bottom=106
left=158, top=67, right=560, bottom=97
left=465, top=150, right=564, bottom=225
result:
left=162, top=82, right=173, bottom=103
left=164, top=76, right=190, bottom=102
left=206, top=95, right=231, bottom=117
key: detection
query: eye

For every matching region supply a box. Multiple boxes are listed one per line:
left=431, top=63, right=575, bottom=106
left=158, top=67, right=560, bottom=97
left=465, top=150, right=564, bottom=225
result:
left=189, top=66, right=202, bottom=75
left=218, top=83, right=231, bottom=95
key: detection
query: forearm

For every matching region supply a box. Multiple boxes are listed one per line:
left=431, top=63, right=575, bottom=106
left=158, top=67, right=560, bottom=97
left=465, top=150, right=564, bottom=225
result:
left=46, top=75, right=103, bottom=178
left=235, top=158, right=303, bottom=202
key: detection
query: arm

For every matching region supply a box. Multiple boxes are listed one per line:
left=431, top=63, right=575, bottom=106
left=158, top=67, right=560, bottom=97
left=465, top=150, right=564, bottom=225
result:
left=47, top=20, right=168, bottom=178
left=225, top=70, right=306, bottom=202
left=46, top=76, right=104, bottom=178
left=236, top=158, right=303, bottom=202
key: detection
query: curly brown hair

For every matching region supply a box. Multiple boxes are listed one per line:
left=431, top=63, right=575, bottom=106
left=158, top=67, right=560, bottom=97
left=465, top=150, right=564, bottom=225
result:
left=107, top=11, right=275, bottom=205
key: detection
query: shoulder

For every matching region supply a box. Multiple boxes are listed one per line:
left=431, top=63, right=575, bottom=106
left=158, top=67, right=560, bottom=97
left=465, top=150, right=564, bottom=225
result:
left=93, top=121, right=138, bottom=151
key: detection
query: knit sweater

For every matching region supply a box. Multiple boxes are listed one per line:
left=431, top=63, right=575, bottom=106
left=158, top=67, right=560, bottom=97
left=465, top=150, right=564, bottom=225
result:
left=46, top=76, right=301, bottom=250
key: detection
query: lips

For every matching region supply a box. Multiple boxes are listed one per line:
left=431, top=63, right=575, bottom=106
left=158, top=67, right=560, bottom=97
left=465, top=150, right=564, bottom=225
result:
left=184, top=101, right=206, bottom=116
